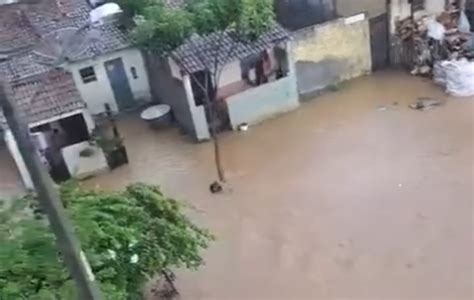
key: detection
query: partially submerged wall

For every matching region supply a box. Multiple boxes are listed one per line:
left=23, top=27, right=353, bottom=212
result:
left=144, top=54, right=198, bottom=139
left=225, top=75, right=299, bottom=129
left=292, top=15, right=372, bottom=96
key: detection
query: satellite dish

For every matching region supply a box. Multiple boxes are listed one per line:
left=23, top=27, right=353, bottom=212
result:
left=89, top=3, right=123, bottom=26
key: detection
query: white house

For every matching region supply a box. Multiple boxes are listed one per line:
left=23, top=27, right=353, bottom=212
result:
left=27, top=0, right=152, bottom=115
left=0, top=55, right=97, bottom=189
left=0, top=0, right=151, bottom=189
left=146, top=21, right=299, bottom=141
left=67, top=48, right=151, bottom=114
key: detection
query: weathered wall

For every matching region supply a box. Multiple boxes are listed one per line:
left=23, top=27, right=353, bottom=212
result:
left=3, top=130, right=33, bottom=190
left=182, top=76, right=210, bottom=141
left=218, top=60, right=242, bottom=88
left=225, top=75, right=299, bottom=129
left=144, top=54, right=198, bottom=139
left=336, top=0, right=386, bottom=18
left=68, top=48, right=152, bottom=115
left=292, top=16, right=371, bottom=96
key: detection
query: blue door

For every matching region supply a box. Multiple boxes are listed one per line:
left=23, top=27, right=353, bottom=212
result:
left=104, top=58, right=134, bottom=111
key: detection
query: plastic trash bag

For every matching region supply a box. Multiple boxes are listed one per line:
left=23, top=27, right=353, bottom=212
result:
left=427, top=19, right=446, bottom=41
left=441, top=59, right=474, bottom=97
left=433, top=62, right=447, bottom=86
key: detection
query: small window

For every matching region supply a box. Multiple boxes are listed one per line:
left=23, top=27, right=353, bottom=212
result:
left=79, top=66, right=97, bottom=83
left=130, top=67, right=138, bottom=79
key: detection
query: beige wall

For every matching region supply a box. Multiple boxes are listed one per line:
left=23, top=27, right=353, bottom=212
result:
left=292, top=15, right=371, bottom=95
left=218, top=60, right=242, bottom=88
left=336, top=0, right=386, bottom=18
left=68, top=48, right=151, bottom=115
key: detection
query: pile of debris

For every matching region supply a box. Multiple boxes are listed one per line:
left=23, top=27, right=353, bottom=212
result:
left=395, top=6, right=474, bottom=96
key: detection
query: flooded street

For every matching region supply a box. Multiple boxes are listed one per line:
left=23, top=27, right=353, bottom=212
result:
left=87, top=71, right=473, bottom=299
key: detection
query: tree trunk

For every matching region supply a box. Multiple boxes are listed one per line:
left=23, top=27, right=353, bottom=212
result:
left=207, top=97, right=226, bottom=183
left=211, top=126, right=225, bottom=183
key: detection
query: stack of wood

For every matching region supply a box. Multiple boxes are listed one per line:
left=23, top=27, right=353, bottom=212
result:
left=396, top=6, right=473, bottom=75
left=395, top=17, right=417, bottom=40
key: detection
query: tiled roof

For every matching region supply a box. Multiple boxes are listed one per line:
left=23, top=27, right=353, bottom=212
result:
left=0, top=0, right=124, bottom=126
left=0, top=8, right=40, bottom=54
left=0, top=0, right=129, bottom=62
left=174, top=23, right=291, bottom=73
left=158, top=0, right=290, bottom=73
left=1, top=54, right=51, bottom=80
left=0, top=66, right=85, bottom=127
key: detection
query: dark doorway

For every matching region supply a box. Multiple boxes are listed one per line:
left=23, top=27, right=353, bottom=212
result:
left=104, top=58, right=135, bottom=111
left=59, top=113, right=89, bottom=145
left=369, top=13, right=389, bottom=70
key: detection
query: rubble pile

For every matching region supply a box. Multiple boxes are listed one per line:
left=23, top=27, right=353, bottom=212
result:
left=395, top=6, right=474, bottom=97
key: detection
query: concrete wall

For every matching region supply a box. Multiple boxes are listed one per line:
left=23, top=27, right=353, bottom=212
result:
left=225, top=75, right=299, bottom=129
left=292, top=15, right=372, bottom=96
left=68, top=48, right=151, bottom=115
left=3, top=130, right=33, bottom=190
left=62, top=142, right=108, bottom=179
left=144, top=54, right=196, bottom=137
left=218, top=61, right=242, bottom=88
left=336, top=0, right=386, bottom=18
left=182, top=75, right=210, bottom=141
left=144, top=54, right=210, bottom=141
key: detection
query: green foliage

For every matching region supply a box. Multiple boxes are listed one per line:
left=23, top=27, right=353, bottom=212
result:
left=0, top=183, right=213, bottom=299
left=129, top=0, right=275, bottom=57
left=131, top=3, right=194, bottom=54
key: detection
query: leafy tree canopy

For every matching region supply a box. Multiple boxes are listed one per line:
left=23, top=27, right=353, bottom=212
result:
left=123, top=0, right=275, bottom=56
left=0, top=182, right=213, bottom=299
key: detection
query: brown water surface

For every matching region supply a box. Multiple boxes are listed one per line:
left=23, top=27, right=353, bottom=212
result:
left=88, top=71, right=474, bottom=300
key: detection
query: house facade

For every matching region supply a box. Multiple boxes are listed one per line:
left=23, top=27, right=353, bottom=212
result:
left=67, top=48, right=151, bottom=115
left=147, top=25, right=299, bottom=141
left=0, top=0, right=151, bottom=189
left=0, top=56, right=96, bottom=189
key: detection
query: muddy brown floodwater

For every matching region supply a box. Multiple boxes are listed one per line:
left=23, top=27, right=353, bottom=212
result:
left=87, top=71, right=473, bottom=300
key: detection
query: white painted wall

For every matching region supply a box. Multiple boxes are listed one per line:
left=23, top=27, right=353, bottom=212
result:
left=67, top=48, right=151, bottom=115
left=182, top=75, right=210, bottom=140
left=425, top=0, right=446, bottom=14
left=3, top=130, right=33, bottom=190
left=218, top=60, right=242, bottom=88
left=62, top=142, right=108, bottom=179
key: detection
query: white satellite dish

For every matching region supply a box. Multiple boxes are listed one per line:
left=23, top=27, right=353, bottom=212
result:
left=89, top=3, right=123, bottom=26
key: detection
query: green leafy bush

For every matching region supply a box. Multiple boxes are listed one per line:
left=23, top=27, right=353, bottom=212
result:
left=0, top=183, right=213, bottom=299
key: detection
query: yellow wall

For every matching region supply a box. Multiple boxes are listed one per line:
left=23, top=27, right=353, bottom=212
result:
left=292, top=16, right=372, bottom=95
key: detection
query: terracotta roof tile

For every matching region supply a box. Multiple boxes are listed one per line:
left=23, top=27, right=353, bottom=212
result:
left=1, top=66, right=85, bottom=127
left=0, top=0, right=129, bottom=61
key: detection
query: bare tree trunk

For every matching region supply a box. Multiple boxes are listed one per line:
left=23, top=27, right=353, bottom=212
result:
left=206, top=90, right=226, bottom=183
left=210, top=113, right=225, bottom=183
